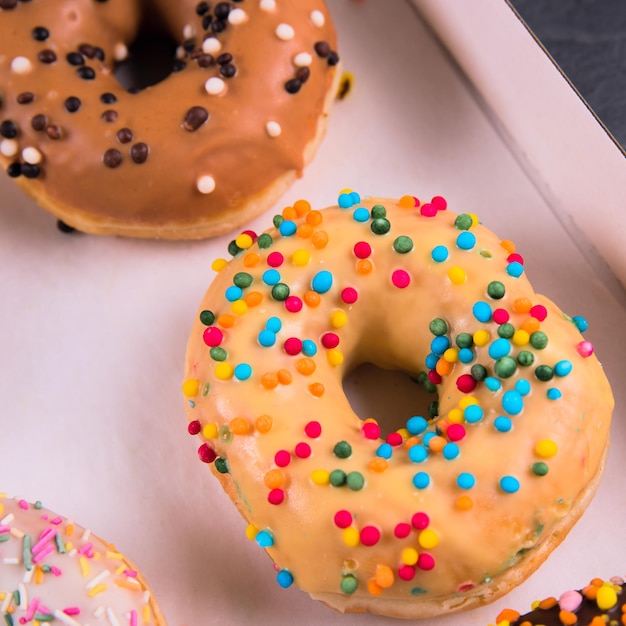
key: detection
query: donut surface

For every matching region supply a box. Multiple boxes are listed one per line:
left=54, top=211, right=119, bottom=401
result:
left=182, top=192, right=614, bottom=619
left=0, top=495, right=165, bottom=625
left=0, top=0, right=339, bottom=239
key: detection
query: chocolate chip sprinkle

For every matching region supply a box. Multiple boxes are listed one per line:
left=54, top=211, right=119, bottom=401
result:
left=296, top=67, right=310, bottom=83
left=31, top=114, right=47, bottom=131
left=284, top=78, right=302, bottom=94
left=103, top=148, right=123, bottom=168
left=100, top=92, right=117, bottom=104
left=0, top=120, right=18, bottom=139
left=21, top=163, right=41, bottom=179
left=64, top=96, right=82, bottom=113
left=196, top=1, right=210, bottom=15
left=7, top=162, right=22, bottom=178
left=17, top=92, right=35, bottom=105
left=183, top=106, right=209, bottom=132
left=46, top=125, right=62, bottom=140
left=116, top=128, right=133, bottom=143
left=0, top=0, right=18, bottom=9
left=219, top=63, right=236, bottom=78
left=66, top=52, right=85, bottom=66
left=38, top=49, right=57, bottom=64
left=32, top=26, right=50, bottom=41
left=101, top=109, right=118, bottom=123
left=77, top=66, right=96, bottom=80
left=130, top=142, right=149, bottom=164
left=314, top=41, right=330, bottom=58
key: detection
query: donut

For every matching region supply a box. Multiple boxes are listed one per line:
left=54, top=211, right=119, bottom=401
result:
left=0, top=0, right=339, bottom=239
left=0, top=494, right=165, bottom=625
left=181, top=191, right=614, bottom=619
left=493, top=576, right=626, bottom=625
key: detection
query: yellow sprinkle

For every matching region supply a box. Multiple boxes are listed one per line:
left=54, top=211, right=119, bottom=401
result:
left=292, top=249, right=311, bottom=266
left=535, top=439, right=558, bottom=458
left=326, top=348, right=344, bottom=366
left=447, top=408, right=463, bottom=424
left=114, top=578, right=142, bottom=591
left=418, top=528, right=439, bottom=549
left=245, top=524, right=258, bottom=540
left=181, top=378, right=199, bottom=397
left=214, top=362, right=234, bottom=380
left=310, top=469, right=330, bottom=486
left=235, top=233, right=253, bottom=249
left=87, top=583, right=107, bottom=597
left=396, top=428, right=409, bottom=440
left=211, top=258, right=228, bottom=272
left=448, top=266, right=466, bottom=285
left=401, top=547, right=418, bottom=566
left=443, top=348, right=458, bottom=363
left=105, top=551, right=124, bottom=561
left=458, top=395, right=478, bottom=410
left=79, top=555, right=90, bottom=577
left=596, top=584, right=618, bottom=610
left=330, top=310, right=347, bottom=328
left=142, top=604, right=152, bottom=624
left=467, top=212, right=479, bottom=227
left=231, top=299, right=248, bottom=315
left=203, top=423, right=218, bottom=439
left=473, top=329, right=491, bottom=346
left=342, top=527, right=360, bottom=547
left=512, top=329, right=530, bottom=346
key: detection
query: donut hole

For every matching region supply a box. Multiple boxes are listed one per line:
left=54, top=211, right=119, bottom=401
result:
left=343, top=363, right=438, bottom=439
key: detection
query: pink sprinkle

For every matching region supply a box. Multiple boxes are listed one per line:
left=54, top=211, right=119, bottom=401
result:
left=398, top=565, right=416, bottom=581
left=63, top=608, right=81, bottom=616
left=198, top=443, right=217, bottom=464
left=428, top=369, right=442, bottom=385
left=294, top=442, right=311, bottom=459
left=392, top=269, right=411, bottom=288
left=577, top=340, right=594, bottom=357
left=283, top=337, right=302, bottom=355
left=304, top=421, right=322, bottom=438
left=507, top=253, right=524, bottom=265
left=50, top=567, right=62, bottom=576
left=268, top=489, right=285, bottom=505
left=492, top=308, right=510, bottom=325
left=267, top=251, right=284, bottom=267
left=361, top=422, right=380, bottom=440
left=284, top=296, right=303, bottom=313
left=360, top=526, right=380, bottom=546
left=394, top=523, right=411, bottom=539
left=530, top=304, right=548, bottom=321
left=456, top=373, right=477, bottom=393
left=446, top=423, right=466, bottom=442
left=321, top=332, right=339, bottom=349
left=130, top=609, right=138, bottom=626
left=353, top=241, right=371, bottom=259
left=50, top=517, right=63, bottom=526
left=202, top=326, right=223, bottom=347
left=334, top=510, right=353, bottom=528
left=559, top=590, right=583, bottom=613
left=0, top=525, right=10, bottom=534
left=411, top=512, right=429, bottom=530
left=420, top=203, right=437, bottom=217
left=431, top=195, right=447, bottom=211
left=18, top=500, right=28, bottom=510
left=187, top=420, right=201, bottom=435
left=124, top=569, right=138, bottom=578
left=386, top=432, right=403, bottom=447
left=274, top=450, right=291, bottom=467
left=417, top=553, right=435, bottom=571
left=32, top=528, right=57, bottom=555
left=32, top=544, right=55, bottom=564
left=341, top=287, right=358, bottom=304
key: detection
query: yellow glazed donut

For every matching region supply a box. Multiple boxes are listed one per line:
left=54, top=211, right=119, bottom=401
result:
left=0, top=495, right=165, bottom=625
left=182, top=191, right=614, bottom=619
left=0, top=0, right=339, bottom=239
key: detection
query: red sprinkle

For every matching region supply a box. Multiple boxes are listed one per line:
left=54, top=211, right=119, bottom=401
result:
left=304, top=421, right=322, bottom=438
left=530, top=304, right=548, bottom=321
left=341, top=287, right=358, bottom=304
left=274, top=450, right=291, bottom=467
left=198, top=443, right=217, bottom=463
left=411, top=512, right=429, bottom=530
left=202, top=326, right=223, bottom=347
left=283, top=337, right=303, bottom=355
left=493, top=308, right=510, bottom=325
left=334, top=510, right=353, bottom=528
left=321, top=332, right=340, bottom=349
left=456, top=374, right=477, bottom=393
left=361, top=422, right=381, bottom=440
left=187, top=420, right=201, bottom=435
left=420, top=203, right=437, bottom=217
left=386, top=432, right=403, bottom=446
left=417, top=553, right=435, bottom=570
left=294, top=442, right=311, bottom=458
left=268, top=489, right=285, bottom=505
left=285, top=296, right=303, bottom=313
left=242, top=229, right=257, bottom=242
left=428, top=369, right=442, bottom=385
left=507, top=253, right=524, bottom=265
left=267, top=251, right=284, bottom=267
left=431, top=195, right=447, bottom=211
left=353, top=241, right=372, bottom=259
left=394, top=523, right=411, bottom=539
left=446, top=423, right=466, bottom=442
left=398, top=565, right=416, bottom=581
left=360, top=526, right=381, bottom=546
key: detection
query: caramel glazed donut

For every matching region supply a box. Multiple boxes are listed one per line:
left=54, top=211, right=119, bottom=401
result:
left=181, top=191, right=614, bottom=619
left=0, top=495, right=165, bottom=625
left=0, top=0, right=339, bottom=239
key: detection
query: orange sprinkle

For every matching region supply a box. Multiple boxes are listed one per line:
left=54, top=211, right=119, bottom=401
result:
left=521, top=317, right=541, bottom=334
left=428, top=436, right=446, bottom=453
left=583, top=583, right=600, bottom=601
left=512, top=297, right=532, bottom=314
left=309, top=382, right=325, bottom=397
left=229, top=417, right=251, bottom=435
left=435, top=358, right=453, bottom=377
left=303, top=290, right=321, bottom=307
left=375, top=564, right=395, bottom=589
left=245, top=291, right=263, bottom=307
left=264, top=469, right=285, bottom=489
left=255, top=414, right=273, bottom=433
left=367, top=579, right=383, bottom=596
left=312, top=230, right=329, bottom=249
left=277, top=369, right=292, bottom=385
left=114, top=578, right=142, bottom=591
left=495, top=608, right=521, bottom=623
left=297, top=223, right=314, bottom=238
left=306, top=210, right=323, bottom=226
left=293, top=198, right=311, bottom=216
left=404, top=436, right=420, bottom=450
left=399, top=194, right=416, bottom=208
left=537, top=597, right=558, bottom=610
left=355, top=258, right=373, bottom=275
left=296, top=358, right=316, bottom=376
left=590, top=616, right=607, bottom=626
left=282, top=205, right=297, bottom=220
left=217, top=313, right=236, bottom=328
left=558, top=610, right=578, bottom=625
left=500, top=239, right=516, bottom=254
left=34, top=565, right=44, bottom=584
left=243, top=252, right=261, bottom=267
left=368, top=457, right=389, bottom=473
left=260, top=372, right=279, bottom=390
left=455, top=495, right=473, bottom=510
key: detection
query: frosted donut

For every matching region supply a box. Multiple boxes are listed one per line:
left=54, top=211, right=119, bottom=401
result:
left=182, top=192, right=613, bottom=619
left=0, top=495, right=165, bottom=625
left=0, top=0, right=339, bottom=239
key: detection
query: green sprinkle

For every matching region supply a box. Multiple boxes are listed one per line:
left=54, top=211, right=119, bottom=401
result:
left=272, top=214, right=284, bottom=228
left=535, top=365, right=554, bottom=381
left=219, top=425, right=232, bottom=444
left=456, top=333, right=473, bottom=348
left=34, top=501, right=42, bottom=510
left=210, top=347, right=227, bottom=361
left=54, top=532, right=66, bottom=554
left=487, top=281, right=505, bottom=299
left=34, top=615, right=53, bottom=623
left=199, top=310, right=215, bottom=326
left=202, top=381, right=211, bottom=396
left=494, top=356, right=517, bottom=378
left=428, top=400, right=439, bottom=419
left=530, top=331, right=548, bottom=349
left=4, top=612, right=14, bottom=626
left=371, top=218, right=391, bottom=235
left=532, top=462, right=549, bottom=476
left=454, top=214, right=473, bottom=230
left=23, top=535, right=32, bottom=571
left=346, top=471, right=365, bottom=491
left=257, top=233, right=273, bottom=249
left=215, top=457, right=229, bottom=474
left=517, top=350, right=535, bottom=366
left=393, top=235, right=414, bottom=254
left=371, top=204, right=387, bottom=219
left=470, top=364, right=488, bottom=381
left=330, top=469, right=347, bottom=487
left=341, top=574, right=359, bottom=594
left=233, top=272, right=253, bottom=288
left=429, top=318, right=448, bottom=336
left=333, top=441, right=352, bottom=459
left=271, top=283, right=290, bottom=301
left=497, top=323, right=515, bottom=339
left=0, top=535, right=9, bottom=543
left=228, top=240, right=242, bottom=257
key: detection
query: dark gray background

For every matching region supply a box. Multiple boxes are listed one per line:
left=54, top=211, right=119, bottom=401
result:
left=509, top=0, right=626, bottom=150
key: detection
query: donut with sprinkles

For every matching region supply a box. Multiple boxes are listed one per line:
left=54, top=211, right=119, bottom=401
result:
left=0, top=495, right=165, bottom=625
left=182, top=191, right=613, bottom=619
left=0, top=0, right=339, bottom=239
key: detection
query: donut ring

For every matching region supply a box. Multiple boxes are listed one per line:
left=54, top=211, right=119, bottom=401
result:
left=0, top=495, right=165, bottom=625
left=0, top=0, right=339, bottom=239
left=182, top=192, right=613, bottom=619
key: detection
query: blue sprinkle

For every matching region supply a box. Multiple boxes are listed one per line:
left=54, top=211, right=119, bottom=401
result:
left=494, top=416, right=512, bottom=432
left=338, top=193, right=353, bottom=208
left=430, top=335, right=450, bottom=355
left=506, top=261, right=524, bottom=278
left=255, top=530, right=274, bottom=548
left=431, top=245, right=449, bottom=262
left=555, top=360, right=573, bottom=377
left=472, top=301, right=492, bottom=323
left=425, top=352, right=439, bottom=370
left=302, top=340, right=317, bottom=357
left=457, top=472, right=475, bottom=489
left=547, top=388, right=562, bottom=400
left=406, top=415, right=428, bottom=435
left=376, top=443, right=393, bottom=459
left=353, top=207, right=370, bottom=222
left=258, top=329, right=276, bottom=347
left=456, top=231, right=476, bottom=250
left=311, top=270, right=333, bottom=294
left=485, top=376, right=501, bottom=391
left=279, top=220, right=297, bottom=236
left=422, top=432, right=437, bottom=447
left=262, top=269, right=281, bottom=285
left=276, top=569, right=294, bottom=588
left=488, top=337, right=511, bottom=359
left=458, top=348, right=475, bottom=363
left=572, top=315, right=589, bottom=332
left=502, top=390, right=523, bottom=415
left=234, top=363, right=252, bottom=380
left=225, top=285, right=242, bottom=302
left=350, top=191, right=361, bottom=205
left=463, top=405, right=483, bottom=424
left=408, top=444, right=428, bottom=463
left=515, top=379, right=531, bottom=395
left=266, top=316, right=282, bottom=333
left=442, top=442, right=460, bottom=460
left=500, top=476, right=520, bottom=493
left=413, top=472, right=430, bottom=489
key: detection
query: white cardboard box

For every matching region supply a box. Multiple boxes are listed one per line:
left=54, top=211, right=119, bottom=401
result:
left=1, top=1, right=625, bottom=625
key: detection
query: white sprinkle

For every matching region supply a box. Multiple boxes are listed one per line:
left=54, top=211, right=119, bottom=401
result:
left=11, top=56, right=32, bottom=74
left=113, top=43, right=128, bottom=61
left=202, top=37, right=221, bottom=55
left=0, top=513, right=14, bottom=525
left=275, top=23, right=295, bottom=41
left=94, top=606, right=106, bottom=618
left=175, top=45, right=186, bottom=60
left=204, top=76, right=226, bottom=96
left=310, top=10, right=325, bottom=27
left=183, top=23, right=193, bottom=39
left=197, top=175, right=216, bottom=194
left=0, top=139, right=18, bottom=158
left=86, top=569, right=111, bottom=590
left=228, top=8, right=248, bottom=25
left=265, top=121, right=282, bottom=138
left=260, top=0, right=276, bottom=11
left=22, top=567, right=34, bottom=584
left=1, top=590, right=12, bottom=612
left=293, top=52, right=312, bottom=67
left=22, top=146, right=43, bottom=164
left=18, top=582, right=27, bottom=609
left=106, top=607, right=122, bottom=626
left=53, top=609, right=82, bottom=626
left=3, top=557, right=19, bottom=565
